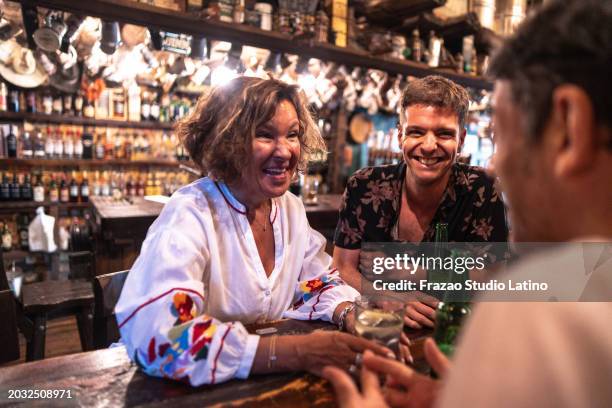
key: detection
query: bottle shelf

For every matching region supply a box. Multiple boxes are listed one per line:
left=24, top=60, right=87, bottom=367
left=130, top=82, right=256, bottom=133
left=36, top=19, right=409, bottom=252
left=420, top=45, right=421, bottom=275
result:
left=0, top=111, right=175, bottom=130
left=0, top=158, right=182, bottom=168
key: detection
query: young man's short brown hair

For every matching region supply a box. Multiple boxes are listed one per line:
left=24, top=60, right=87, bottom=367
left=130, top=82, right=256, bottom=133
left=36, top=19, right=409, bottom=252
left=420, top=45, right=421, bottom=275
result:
left=400, top=75, right=470, bottom=129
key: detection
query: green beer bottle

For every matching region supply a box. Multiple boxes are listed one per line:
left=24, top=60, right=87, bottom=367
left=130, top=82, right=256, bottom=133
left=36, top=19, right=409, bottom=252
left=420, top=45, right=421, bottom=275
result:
left=433, top=248, right=472, bottom=357
left=427, top=222, right=448, bottom=286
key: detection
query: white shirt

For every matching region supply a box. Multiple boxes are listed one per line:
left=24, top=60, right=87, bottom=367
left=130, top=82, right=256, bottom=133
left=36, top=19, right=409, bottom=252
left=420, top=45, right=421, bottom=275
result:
left=115, top=178, right=359, bottom=386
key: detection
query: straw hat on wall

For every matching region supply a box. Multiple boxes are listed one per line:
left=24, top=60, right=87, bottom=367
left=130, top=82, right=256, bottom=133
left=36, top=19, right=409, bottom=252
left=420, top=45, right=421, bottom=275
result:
left=0, top=39, right=47, bottom=88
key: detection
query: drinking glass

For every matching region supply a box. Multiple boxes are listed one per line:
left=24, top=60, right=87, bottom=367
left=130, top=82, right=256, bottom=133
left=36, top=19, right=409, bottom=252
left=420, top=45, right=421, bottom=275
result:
left=354, top=295, right=404, bottom=356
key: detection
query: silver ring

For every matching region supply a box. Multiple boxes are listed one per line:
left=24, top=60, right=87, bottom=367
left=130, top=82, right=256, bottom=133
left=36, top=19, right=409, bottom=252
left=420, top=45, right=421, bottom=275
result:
left=354, top=353, right=363, bottom=367
left=348, top=364, right=358, bottom=375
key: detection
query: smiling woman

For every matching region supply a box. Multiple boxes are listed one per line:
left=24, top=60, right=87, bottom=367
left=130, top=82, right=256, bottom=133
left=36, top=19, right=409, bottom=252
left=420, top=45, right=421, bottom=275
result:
left=115, top=77, right=393, bottom=387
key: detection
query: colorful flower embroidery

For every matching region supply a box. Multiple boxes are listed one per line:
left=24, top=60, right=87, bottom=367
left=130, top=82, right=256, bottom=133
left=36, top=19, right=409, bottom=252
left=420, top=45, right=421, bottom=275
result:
left=172, top=292, right=196, bottom=324
left=134, top=291, right=218, bottom=381
left=293, top=273, right=342, bottom=309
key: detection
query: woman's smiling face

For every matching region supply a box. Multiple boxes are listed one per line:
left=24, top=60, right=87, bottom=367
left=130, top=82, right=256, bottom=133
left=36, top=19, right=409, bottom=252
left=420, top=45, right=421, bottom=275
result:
left=237, top=99, right=302, bottom=202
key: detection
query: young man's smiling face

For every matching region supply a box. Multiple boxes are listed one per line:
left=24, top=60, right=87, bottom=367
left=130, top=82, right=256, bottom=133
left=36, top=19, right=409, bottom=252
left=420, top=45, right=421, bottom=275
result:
left=400, top=105, right=466, bottom=187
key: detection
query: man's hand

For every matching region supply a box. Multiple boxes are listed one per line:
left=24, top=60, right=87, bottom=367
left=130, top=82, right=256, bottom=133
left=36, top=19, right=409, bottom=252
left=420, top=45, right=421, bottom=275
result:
left=322, top=360, right=389, bottom=408
left=404, top=292, right=439, bottom=329
left=323, top=339, right=450, bottom=408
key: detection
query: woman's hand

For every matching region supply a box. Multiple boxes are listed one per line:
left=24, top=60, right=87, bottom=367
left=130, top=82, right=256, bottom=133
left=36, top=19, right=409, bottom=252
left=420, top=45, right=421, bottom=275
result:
left=294, top=331, right=394, bottom=376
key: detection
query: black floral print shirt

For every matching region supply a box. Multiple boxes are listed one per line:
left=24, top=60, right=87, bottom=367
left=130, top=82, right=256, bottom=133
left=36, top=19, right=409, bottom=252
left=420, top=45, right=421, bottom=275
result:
left=334, top=162, right=509, bottom=249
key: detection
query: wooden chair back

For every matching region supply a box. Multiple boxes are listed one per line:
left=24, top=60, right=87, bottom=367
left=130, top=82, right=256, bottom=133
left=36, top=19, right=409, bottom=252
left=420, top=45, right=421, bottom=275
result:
left=0, top=249, right=19, bottom=363
left=68, top=251, right=95, bottom=281
left=93, top=270, right=129, bottom=349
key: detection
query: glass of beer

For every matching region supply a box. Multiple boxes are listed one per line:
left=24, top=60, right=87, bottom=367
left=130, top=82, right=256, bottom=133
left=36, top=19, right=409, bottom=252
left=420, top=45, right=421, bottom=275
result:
left=354, top=295, right=404, bottom=357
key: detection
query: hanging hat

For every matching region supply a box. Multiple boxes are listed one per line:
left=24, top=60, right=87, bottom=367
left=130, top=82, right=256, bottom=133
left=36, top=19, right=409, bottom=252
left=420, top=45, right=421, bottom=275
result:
left=49, top=45, right=80, bottom=93
left=49, top=61, right=80, bottom=93
left=349, top=112, right=373, bottom=144
left=0, top=40, right=47, bottom=88
left=121, top=24, right=148, bottom=49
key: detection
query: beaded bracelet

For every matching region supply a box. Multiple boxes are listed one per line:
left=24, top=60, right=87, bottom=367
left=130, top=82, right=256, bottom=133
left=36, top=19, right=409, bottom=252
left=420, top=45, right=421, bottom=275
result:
left=337, top=303, right=356, bottom=332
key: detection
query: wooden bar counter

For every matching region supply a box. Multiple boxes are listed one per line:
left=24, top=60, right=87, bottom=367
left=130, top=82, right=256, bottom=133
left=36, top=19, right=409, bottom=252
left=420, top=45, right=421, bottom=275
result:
left=0, top=320, right=431, bottom=407
left=91, top=195, right=343, bottom=276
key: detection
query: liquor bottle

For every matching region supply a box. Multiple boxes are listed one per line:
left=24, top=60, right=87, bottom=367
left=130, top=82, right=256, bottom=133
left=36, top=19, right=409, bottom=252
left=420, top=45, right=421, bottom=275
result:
left=141, top=133, right=150, bottom=160
left=136, top=176, right=145, bottom=196
left=52, top=93, right=63, bottom=115
left=44, top=126, right=55, bottom=158
left=124, top=133, right=133, bottom=160
left=49, top=177, right=59, bottom=202
left=54, top=128, right=64, bottom=158
left=141, top=91, right=151, bottom=121
left=160, top=93, right=170, bottom=123
left=74, top=129, right=83, bottom=159
left=150, top=94, right=160, bottom=122
left=8, top=89, right=19, bottom=112
left=21, top=131, right=33, bottom=159
left=126, top=177, right=135, bottom=197
left=80, top=175, right=89, bottom=203
left=83, top=98, right=95, bottom=118
left=42, top=91, right=53, bottom=114
left=1, top=223, right=12, bottom=250
left=82, top=127, right=94, bottom=159
left=6, top=125, right=17, bottom=158
left=17, top=213, right=29, bottom=250
left=74, top=91, right=84, bottom=116
left=64, top=129, right=74, bottom=159
left=186, top=0, right=204, bottom=12
left=33, top=130, right=45, bottom=158
left=95, top=132, right=105, bottom=160
left=411, top=29, right=422, bottom=63
left=26, top=91, right=37, bottom=113
left=63, top=94, right=73, bottom=116
left=104, top=131, right=115, bottom=159
left=428, top=31, right=441, bottom=67
left=9, top=173, right=20, bottom=200
left=59, top=177, right=69, bottom=203
left=20, top=174, right=33, bottom=201
left=101, top=173, right=111, bottom=196
left=233, top=0, right=245, bottom=23
left=0, top=174, right=10, bottom=201
left=33, top=175, right=45, bottom=202
left=114, top=132, right=125, bottom=159
left=69, top=175, right=79, bottom=203
left=0, top=82, right=7, bottom=111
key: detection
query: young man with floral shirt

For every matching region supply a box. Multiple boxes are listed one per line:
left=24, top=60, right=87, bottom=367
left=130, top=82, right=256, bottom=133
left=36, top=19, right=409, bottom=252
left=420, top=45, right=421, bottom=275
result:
left=333, top=76, right=509, bottom=328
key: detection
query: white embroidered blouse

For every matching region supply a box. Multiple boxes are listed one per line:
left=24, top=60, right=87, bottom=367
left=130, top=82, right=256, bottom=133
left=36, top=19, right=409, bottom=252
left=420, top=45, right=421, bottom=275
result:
left=115, top=177, right=359, bottom=386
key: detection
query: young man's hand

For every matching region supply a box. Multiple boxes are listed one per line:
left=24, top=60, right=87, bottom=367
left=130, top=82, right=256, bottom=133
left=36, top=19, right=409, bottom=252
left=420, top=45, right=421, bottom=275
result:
left=322, top=338, right=449, bottom=408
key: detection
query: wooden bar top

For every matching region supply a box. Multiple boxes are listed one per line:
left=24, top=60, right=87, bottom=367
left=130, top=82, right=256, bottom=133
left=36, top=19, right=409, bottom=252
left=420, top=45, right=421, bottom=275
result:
left=0, top=320, right=431, bottom=407
left=91, top=195, right=342, bottom=221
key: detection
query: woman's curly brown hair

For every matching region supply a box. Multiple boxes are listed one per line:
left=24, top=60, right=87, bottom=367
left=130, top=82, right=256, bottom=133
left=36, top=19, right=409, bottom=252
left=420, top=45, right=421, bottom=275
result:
left=176, top=76, right=327, bottom=183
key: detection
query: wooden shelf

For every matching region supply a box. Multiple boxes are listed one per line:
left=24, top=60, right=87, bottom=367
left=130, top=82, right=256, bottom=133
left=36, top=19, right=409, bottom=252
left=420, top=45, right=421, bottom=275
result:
left=0, top=200, right=91, bottom=211
left=0, top=111, right=174, bottom=130
left=0, top=158, right=181, bottom=168
left=25, top=0, right=493, bottom=91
